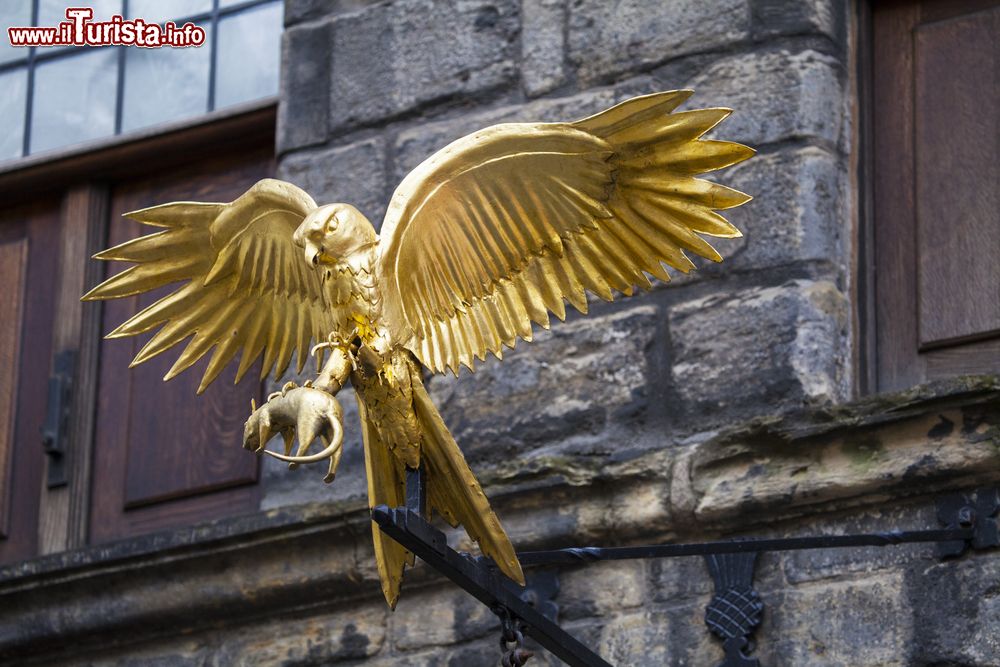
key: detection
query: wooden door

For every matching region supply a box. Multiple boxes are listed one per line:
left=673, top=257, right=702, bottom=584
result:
left=872, top=0, right=1000, bottom=391
left=88, top=147, right=274, bottom=544
left=0, top=201, right=61, bottom=564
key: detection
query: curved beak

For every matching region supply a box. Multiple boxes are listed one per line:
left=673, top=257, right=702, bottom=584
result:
left=303, top=243, right=321, bottom=269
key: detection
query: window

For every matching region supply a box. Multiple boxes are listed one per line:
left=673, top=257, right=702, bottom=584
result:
left=0, top=0, right=281, bottom=160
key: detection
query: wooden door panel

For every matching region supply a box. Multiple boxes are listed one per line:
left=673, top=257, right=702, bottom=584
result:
left=89, top=146, right=273, bottom=544
left=914, top=6, right=1000, bottom=348
left=872, top=0, right=1000, bottom=391
left=0, top=202, right=61, bottom=564
left=0, top=237, right=28, bottom=539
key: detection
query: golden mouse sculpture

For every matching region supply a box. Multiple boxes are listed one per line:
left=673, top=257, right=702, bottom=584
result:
left=83, top=90, right=753, bottom=608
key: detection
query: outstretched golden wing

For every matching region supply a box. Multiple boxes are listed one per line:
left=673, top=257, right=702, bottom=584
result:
left=84, top=178, right=334, bottom=393
left=376, top=90, right=754, bottom=374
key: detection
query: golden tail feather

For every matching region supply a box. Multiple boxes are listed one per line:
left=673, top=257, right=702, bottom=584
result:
left=358, top=371, right=524, bottom=608
left=410, top=375, right=525, bottom=586
left=357, top=396, right=412, bottom=609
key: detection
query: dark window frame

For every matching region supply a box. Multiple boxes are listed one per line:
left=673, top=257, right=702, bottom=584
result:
left=0, top=0, right=279, bottom=160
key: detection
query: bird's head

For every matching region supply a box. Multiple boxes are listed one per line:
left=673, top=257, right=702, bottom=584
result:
left=293, top=203, right=377, bottom=269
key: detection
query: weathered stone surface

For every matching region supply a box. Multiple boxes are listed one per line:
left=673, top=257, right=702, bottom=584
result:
left=210, top=606, right=387, bottom=665
left=594, top=604, right=719, bottom=666
left=566, top=0, right=750, bottom=85
left=779, top=503, right=936, bottom=584
left=284, top=0, right=377, bottom=27
left=391, top=588, right=496, bottom=651
left=329, top=0, right=519, bottom=132
left=426, top=304, right=660, bottom=464
left=722, top=146, right=846, bottom=270
left=752, top=0, right=845, bottom=42
left=685, top=388, right=1000, bottom=525
left=758, top=573, right=911, bottom=666
left=670, top=280, right=848, bottom=418
left=912, top=553, right=1000, bottom=665
left=277, top=136, right=387, bottom=224
left=277, top=19, right=332, bottom=154
left=392, top=79, right=660, bottom=181
left=559, top=560, right=646, bottom=619
left=522, top=0, right=567, bottom=96
left=648, top=553, right=716, bottom=605
left=686, top=49, right=844, bottom=147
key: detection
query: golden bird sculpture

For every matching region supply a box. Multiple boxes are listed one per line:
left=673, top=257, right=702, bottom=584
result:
left=83, top=90, right=753, bottom=608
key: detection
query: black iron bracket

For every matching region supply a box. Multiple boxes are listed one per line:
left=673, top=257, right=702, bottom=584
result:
left=41, top=349, right=75, bottom=488
left=372, top=474, right=999, bottom=667
left=374, top=467, right=613, bottom=667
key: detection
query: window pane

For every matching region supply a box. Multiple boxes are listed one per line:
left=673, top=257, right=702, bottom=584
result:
left=37, top=0, right=122, bottom=53
left=38, top=0, right=122, bottom=26
left=121, top=26, right=212, bottom=132
left=0, top=69, right=27, bottom=161
left=128, top=0, right=212, bottom=24
left=0, top=0, right=31, bottom=65
left=215, top=2, right=282, bottom=109
left=31, top=49, right=117, bottom=154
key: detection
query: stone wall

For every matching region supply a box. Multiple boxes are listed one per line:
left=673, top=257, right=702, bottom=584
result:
left=2, top=2, right=998, bottom=666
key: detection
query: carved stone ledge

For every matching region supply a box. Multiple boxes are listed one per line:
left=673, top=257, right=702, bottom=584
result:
left=677, top=375, right=1000, bottom=528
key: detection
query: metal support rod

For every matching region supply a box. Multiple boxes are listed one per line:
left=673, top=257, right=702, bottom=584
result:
left=371, top=504, right=613, bottom=667
left=515, top=528, right=976, bottom=566
left=405, top=465, right=427, bottom=516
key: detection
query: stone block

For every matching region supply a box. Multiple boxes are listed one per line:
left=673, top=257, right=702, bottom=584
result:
left=912, top=551, right=1000, bottom=665
left=211, top=605, right=387, bottom=664
left=277, top=19, right=332, bottom=154
left=757, top=573, right=911, bottom=666
left=392, top=79, right=660, bottom=182
left=392, top=588, right=496, bottom=651
left=685, top=49, right=844, bottom=147
left=780, top=503, right=936, bottom=584
left=648, top=554, right=716, bottom=605
left=329, top=0, right=519, bottom=132
left=559, top=560, right=646, bottom=619
left=595, top=604, right=720, bottom=666
left=285, top=0, right=378, bottom=27
left=722, top=146, right=846, bottom=270
left=426, top=304, right=661, bottom=465
left=277, top=136, right=387, bottom=225
left=670, top=280, right=848, bottom=418
left=752, top=0, right=845, bottom=43
left=566, top=0, right=750, bottom=85
left=522, top=0, right=567, bottom=96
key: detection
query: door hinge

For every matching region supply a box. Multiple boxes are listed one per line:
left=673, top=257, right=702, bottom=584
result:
left=41, top=349, right=75, bottom=489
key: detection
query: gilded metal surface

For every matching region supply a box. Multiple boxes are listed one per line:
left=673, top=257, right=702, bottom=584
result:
left=83, top=91, right=753, bottom=607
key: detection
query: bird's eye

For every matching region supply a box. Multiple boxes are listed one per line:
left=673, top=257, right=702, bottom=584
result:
left=326, top=213, right=341, bottom=233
